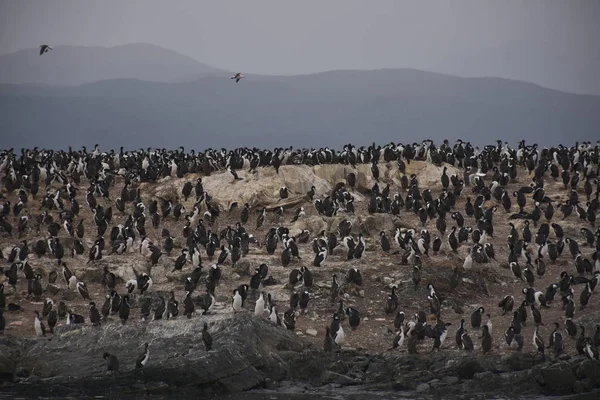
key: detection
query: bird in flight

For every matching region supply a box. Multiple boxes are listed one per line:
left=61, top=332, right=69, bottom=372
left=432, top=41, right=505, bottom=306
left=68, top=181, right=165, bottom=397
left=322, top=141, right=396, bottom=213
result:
left=231, top=73, right=245, bottom=83
left=39, top=45, right=53, bottom=55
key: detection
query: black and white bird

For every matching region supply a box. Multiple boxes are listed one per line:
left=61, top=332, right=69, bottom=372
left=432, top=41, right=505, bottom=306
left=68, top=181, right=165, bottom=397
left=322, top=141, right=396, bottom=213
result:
left=39, top=44, right=53, bottom=55
left=201, top=290, right=215, bottom=315
left=584, top=338, right=599, bottom=361
left=231, top=72, right=245, bottom=82
left=184, top=291, right=195, bottom=319
left=255, top=292, right=267, bottom=316
left=330, top=313, right=345, bottom=347
left=291, top=207, right=305, bottom=223
left=89, top=301, right=101, bottom=326
left=103, top=352, right=120, bottom=372
left=471, top=307, right=485, bottom=329
left=345, top=307, right=360, bottom=330
left=534, top=326, right=545, bottom=360
left=34, top=311, right=46, bottom=337
left=232, top=289, right=243, bottom=312
left=173, top=249, right=189, bottom=271
left=269, top=304, right=281, bottom=326
left=283, top=308, right=296, bottom=330
left=135, top=343, right=150, bottom=368
left=202, top=322, right=213, bottom=351
left=227, top=165, right=243, bottom=182
left=76, top=281, right=91, bottom=300
left=119, top=295, right=130, bottom=324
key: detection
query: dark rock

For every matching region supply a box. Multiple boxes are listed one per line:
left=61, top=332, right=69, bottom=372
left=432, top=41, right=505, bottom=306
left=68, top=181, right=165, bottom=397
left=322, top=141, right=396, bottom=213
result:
left=473, top=371, right=492, bottom=380
left=574, top=379, right=592, bottom=394
left=357, top=215, right=412, bottom=237
left=364, top=357, right=394, bottom=385
left=60, top=289, right=78, bottom=301
left=0, top=314, right=303, bottom=397
left=415, top=382, right=430, bottom=392
left=1, top=310, right=598, bottom=398
left=0, top=354, right=16, bottom=381
left=579, top=360, right=600, bottom=385
left=79, top=264, right=107, bottom=284
left=280, top=350, right=329, bottom=386
left=442, top=376, right=460, bottom=385
left=533, top=362, right=577, bottom=395
left=329, top=360, right=350, bottom=375
left=503, top=352, right=535, bottom=371
left=232, top=258, right=253, bottom=275
left=322, top=371, right=361, bottom=386
left=456, top=358, right=485, bottom=379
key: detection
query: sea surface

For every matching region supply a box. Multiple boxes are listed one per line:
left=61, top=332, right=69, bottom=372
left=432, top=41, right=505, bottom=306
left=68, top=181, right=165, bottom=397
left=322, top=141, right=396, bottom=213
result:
left=1, top=389, right=592, bottom=400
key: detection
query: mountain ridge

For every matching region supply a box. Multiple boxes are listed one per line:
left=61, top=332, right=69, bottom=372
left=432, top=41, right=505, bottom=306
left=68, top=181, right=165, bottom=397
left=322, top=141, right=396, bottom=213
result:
left=0, top=43, right=225, bottom=86
left=1, top=65, right=599, bottom=151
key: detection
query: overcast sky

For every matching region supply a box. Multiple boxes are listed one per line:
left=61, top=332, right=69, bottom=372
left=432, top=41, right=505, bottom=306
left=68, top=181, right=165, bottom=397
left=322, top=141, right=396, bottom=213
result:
left=1, top=0, right=599, bottom=94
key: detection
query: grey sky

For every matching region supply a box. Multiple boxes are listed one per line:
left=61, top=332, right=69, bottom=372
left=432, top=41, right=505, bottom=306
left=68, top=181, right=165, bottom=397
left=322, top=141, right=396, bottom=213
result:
left=1, top=0, right=599, bottom=94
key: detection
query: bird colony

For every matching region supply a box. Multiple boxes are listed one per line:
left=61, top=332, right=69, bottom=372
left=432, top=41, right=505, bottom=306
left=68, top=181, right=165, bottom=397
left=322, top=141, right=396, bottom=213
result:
left=1, top=139, right=600, bottom=373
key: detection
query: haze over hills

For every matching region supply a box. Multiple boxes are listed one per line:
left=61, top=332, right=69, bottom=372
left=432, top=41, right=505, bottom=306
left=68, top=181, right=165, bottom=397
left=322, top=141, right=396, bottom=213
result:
left=0, top=44, right=599, bottom=150
left=0, top=43, right=226, bottom=86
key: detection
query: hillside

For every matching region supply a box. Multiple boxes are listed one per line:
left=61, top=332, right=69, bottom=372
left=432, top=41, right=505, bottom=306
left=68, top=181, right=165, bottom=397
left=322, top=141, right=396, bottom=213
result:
left=1, top=69, right=599, bottom=150
left=0, top=43, right=225, bottom=86
left=0, top=142, right=599, bottom=397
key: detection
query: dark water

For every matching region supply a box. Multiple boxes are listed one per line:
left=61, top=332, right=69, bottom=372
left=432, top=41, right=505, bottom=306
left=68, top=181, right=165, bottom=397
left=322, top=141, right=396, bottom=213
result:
left=2, top=385, right=598, bottom=400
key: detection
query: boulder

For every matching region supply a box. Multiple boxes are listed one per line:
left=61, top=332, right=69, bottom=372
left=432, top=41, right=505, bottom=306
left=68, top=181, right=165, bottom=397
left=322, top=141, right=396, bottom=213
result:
left=289, top=216, right=328, bottom=237
left=0, top=352, right=16, bottom=381
left=322, top=371, right=361, bottom=386
left=455, top=358, right=485, bottom=380
left=533, top=362, right=577, bottom=395
left=151, top=166, right=333, bottom=211
left=1, top=314, right=304, bottom=397
left=232, top=258, right=254, bottom=276
left=579, top=360, right=600, bottom=385
left=357, top=214, right=413, bottom=237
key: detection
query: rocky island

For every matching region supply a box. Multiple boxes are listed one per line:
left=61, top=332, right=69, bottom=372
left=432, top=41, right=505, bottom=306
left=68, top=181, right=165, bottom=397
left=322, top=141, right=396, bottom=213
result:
left=1, top=141, right=599, bottom=398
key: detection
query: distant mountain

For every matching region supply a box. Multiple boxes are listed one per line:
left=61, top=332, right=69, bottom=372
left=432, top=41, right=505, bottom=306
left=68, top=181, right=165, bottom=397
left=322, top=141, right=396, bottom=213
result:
left=1, top=68, right=599, bottom=150
left=0, top=43, right=226, bottom=86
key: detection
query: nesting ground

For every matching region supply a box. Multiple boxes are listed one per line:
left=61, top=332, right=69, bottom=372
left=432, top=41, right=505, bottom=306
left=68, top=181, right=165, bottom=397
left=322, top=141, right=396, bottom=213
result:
left=1, top=159, right=598, bottom=358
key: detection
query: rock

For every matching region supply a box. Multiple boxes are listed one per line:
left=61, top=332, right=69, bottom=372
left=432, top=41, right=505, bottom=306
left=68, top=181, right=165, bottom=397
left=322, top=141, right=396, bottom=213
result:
left=474, top=371, right=492, bottom=380
left=382, top=277, right=393, bottom=285
left=60, top=289, right=78, bottom=301
left=0, top=353, right=16, bottom=381
left=0, top=314, right=304, bottom=397
left=503, top=353, right=534, bottom=371
left=533, top=362, right=577, bottom=395
left=108, top=260, right=139, bottom=282
left=573, top=379, right=592, bottom=394
left=290, top=216, right=328, bottom=238
left=415, top=383, right=430, bottom=392
left=151, top=180, right=179, bottom=202
left=358, top=214, right=412, bottom=237
left=323, top=371, right=361, bottom=386
left=154, top=166, right=332, bottom=210
left=442, top=376, right=460, bottom=384
left=579, top=360, right=600, bottom=385
left=456, top=358, right=485, bottom=380
left=306, top=328, right=318, bottom=337
left=232, top=258, right=253, bottom=275
left=2, top=284, right=16, bottom=296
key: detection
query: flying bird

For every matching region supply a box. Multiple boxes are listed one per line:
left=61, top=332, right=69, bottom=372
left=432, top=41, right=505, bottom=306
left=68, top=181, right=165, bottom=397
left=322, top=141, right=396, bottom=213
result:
left=39, top=45, right=53, bottom=55
left=231, top=73, right=244, bottom=83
